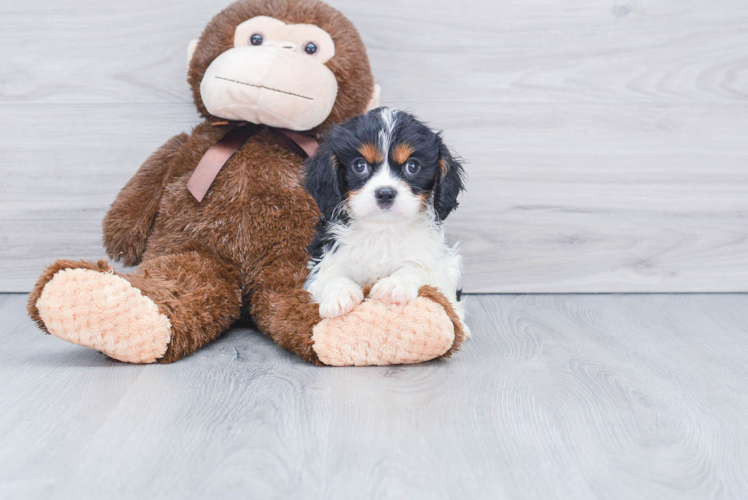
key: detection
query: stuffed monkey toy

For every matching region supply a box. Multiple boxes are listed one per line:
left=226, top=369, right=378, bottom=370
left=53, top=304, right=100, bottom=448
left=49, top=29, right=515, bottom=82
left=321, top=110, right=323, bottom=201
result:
left=27, top=0, right=465, bottom=366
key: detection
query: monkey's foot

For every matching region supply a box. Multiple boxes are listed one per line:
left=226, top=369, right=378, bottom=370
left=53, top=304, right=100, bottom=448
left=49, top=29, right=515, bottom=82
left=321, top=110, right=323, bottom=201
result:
left=311, top=286, right=465, bottom=366
left=34, top=268, right=171, bottom=363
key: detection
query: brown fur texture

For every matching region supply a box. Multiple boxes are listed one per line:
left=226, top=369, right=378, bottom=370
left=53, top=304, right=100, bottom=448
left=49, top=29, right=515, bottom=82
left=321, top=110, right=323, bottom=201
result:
left=27, top=0, right=462, bottom=365
left=103, top=134, right=188, bottom=266
left=127, top=252, right=243, bottom=364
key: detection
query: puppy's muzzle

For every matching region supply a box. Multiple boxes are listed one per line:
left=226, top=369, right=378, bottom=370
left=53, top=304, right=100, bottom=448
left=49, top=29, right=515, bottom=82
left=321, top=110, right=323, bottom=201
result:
left=375, top=187, right=397, bottom=209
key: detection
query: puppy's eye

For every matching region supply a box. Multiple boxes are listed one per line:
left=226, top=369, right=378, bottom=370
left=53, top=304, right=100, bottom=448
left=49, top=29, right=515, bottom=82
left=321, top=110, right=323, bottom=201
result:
left=404, top=159, right=421, bottom=175
left=351, top=159, right=369, bottom=175
left=250, top=34, right=263, bottom=46
left=304, top=42, right=318, bottom=55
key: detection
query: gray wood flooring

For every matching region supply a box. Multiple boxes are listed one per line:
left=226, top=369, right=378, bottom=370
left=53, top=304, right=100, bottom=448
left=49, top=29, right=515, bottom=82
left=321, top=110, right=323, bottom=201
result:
left=2, top=0, right=747, bottom=293
left=2, top=292, right=747, bottom=499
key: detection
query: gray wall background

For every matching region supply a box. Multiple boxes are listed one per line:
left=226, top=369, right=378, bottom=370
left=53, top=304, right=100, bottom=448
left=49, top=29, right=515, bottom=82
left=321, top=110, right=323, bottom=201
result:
left=1, top=0, right=747, bottom=292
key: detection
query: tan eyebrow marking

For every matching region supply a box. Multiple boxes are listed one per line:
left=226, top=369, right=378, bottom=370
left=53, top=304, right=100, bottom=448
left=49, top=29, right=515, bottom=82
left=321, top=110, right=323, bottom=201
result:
left=358, top=143, right=383, bottom=164
left=393, top=143, right=414, bottom=165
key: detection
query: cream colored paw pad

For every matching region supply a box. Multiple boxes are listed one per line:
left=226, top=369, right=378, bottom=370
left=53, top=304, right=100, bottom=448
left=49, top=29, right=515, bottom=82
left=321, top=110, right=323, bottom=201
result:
left=36, top=269, right=172, bottom=364
left=311, top=297, right=455, bottom=366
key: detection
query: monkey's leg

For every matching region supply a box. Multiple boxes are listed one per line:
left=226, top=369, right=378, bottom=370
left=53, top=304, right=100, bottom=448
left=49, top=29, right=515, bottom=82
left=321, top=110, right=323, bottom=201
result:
left=250, top=260, right=466, bottom=366
left=309, top=286, right=467, bottom=366
left=248, top=261, right=323, bottom=364
left=28, top=252, right=242, bottom=364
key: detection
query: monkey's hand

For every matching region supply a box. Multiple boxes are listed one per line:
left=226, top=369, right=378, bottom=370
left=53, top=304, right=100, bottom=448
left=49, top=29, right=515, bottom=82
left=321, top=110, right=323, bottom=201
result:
left=103, top=133, right=187, bottom=266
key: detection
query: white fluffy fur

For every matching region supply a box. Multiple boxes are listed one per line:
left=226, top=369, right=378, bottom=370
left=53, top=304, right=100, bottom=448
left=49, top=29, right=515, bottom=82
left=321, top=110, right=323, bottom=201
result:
left=305, top=109, right=469, bottom=336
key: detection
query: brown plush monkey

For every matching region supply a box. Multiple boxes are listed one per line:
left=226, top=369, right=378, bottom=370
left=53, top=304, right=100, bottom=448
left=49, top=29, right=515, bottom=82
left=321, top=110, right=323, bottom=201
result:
left=27, top=0, right=465, bottom=366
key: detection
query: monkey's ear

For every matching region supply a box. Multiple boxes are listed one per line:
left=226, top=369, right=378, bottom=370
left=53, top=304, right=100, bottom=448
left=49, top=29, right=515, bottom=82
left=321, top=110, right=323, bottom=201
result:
left=365, top=84, right=381, bottom=112
left=187, top=39, right=199, bottom=69
left=434, top=136, right=465, bottom=221
left=304, top=141, right=345, bottom=220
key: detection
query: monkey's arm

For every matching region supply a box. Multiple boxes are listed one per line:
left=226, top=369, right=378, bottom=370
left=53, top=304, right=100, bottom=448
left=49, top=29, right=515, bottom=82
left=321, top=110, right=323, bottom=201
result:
left=103, top=133, right=188, bottom=266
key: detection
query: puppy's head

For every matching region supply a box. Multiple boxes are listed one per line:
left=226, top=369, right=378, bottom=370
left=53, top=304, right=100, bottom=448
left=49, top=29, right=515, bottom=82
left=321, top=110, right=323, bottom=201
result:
left=305, top=108, right=464, bottom=223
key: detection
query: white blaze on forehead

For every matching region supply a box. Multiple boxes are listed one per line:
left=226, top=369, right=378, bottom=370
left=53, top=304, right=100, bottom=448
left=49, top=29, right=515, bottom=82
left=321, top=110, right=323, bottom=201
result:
left=378, top=108, right=398, bottom=163
left=367, top=159, right=394, bottom=187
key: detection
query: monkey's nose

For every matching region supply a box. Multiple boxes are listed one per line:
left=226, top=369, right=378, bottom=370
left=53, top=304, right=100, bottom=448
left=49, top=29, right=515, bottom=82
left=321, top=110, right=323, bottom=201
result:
left=375, top=187, right=397, bottom=208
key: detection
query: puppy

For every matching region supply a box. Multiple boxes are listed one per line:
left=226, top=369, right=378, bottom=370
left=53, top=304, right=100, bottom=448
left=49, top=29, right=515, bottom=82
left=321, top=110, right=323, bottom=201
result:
left=304, top=107, right=470, bottom=337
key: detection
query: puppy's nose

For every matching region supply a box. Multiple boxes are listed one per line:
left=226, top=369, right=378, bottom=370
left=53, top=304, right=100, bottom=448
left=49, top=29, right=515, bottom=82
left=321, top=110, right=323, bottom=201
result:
left=375, top=187, right=397, bottom=207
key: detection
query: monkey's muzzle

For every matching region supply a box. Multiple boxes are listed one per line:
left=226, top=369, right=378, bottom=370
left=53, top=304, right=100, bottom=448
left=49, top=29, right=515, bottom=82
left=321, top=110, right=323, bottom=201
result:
left=200, top=46, right=339, bottom=131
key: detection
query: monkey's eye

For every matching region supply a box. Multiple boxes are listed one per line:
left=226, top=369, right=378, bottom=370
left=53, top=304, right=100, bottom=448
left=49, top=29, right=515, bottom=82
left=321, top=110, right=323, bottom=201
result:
left=351, top=159, right=369, bottom=175
left=404, top=159, right=421, bottom=176
left=304, top=42, right=318, bottom=55
left=250, top=34, right=263, bottom=46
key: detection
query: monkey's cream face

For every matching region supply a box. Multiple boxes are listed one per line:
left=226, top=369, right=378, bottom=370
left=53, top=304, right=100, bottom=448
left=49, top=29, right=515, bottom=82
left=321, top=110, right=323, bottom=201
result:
left=198, top=16, right=338, bottom=131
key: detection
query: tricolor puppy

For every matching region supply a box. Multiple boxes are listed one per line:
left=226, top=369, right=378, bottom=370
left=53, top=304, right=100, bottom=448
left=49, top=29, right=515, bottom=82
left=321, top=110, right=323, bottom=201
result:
left=304, top=107, right=469, bottom=337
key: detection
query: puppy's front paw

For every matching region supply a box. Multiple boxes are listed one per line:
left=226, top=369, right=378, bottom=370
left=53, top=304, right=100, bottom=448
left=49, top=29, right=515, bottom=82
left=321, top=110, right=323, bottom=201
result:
left=318, top=281, right=364, bottom=319
left=370, top=276, right=420, bottom=306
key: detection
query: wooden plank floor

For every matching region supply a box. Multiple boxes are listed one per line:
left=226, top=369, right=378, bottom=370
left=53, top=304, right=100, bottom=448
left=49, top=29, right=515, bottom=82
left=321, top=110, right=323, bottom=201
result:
left=2, top=293, right=747, bottom=499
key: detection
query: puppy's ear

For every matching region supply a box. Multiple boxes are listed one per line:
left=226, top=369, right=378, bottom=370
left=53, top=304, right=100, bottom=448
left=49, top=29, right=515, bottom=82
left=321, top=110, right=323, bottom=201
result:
left=434, top=135, right=465, bottom=221
left=304, top=140, right=344, bottom=220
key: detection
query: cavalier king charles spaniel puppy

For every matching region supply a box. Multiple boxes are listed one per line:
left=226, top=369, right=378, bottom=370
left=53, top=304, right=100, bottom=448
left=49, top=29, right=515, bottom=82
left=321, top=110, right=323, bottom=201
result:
left=304, top=107, right=470, bottom=337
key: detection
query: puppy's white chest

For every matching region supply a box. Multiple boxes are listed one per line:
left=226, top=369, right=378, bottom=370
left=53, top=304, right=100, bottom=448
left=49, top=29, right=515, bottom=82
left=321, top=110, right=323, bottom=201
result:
left=336, top=222, right=443, bottom=285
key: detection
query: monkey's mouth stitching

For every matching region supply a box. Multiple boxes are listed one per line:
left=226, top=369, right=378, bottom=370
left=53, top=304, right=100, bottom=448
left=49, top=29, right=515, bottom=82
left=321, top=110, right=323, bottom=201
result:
left=215, top=76, right=313, bottom=101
